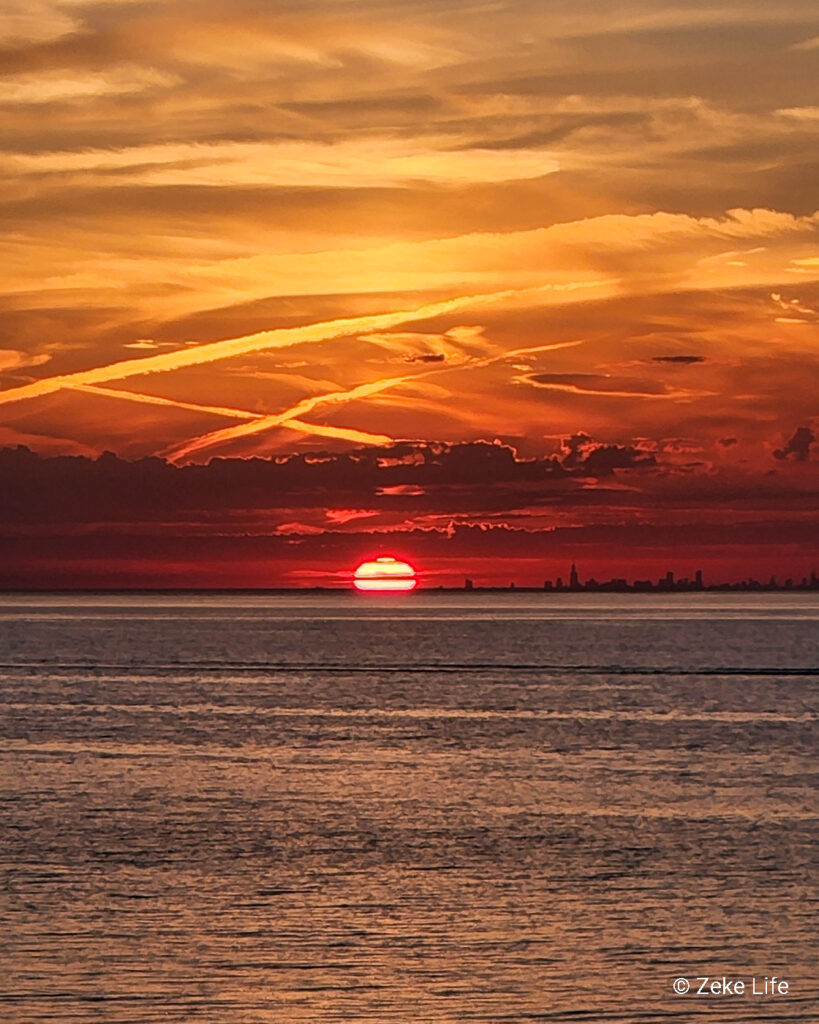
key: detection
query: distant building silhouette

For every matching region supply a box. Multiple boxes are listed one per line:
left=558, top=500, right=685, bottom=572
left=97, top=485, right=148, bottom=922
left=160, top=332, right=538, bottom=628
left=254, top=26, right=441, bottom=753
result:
left=458, top=565, right=817, bottom=593
left=658, top=570, right=674, bottom=590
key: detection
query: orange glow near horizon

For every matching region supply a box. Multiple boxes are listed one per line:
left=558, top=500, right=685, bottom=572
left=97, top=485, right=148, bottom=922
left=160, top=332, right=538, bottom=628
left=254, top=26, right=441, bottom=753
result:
left=353, top=556, right=417, bottom=592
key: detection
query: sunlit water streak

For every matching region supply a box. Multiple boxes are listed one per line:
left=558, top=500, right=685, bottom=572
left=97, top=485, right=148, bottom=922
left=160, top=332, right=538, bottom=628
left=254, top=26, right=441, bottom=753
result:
left=0, top=593, right=816, bottom=1022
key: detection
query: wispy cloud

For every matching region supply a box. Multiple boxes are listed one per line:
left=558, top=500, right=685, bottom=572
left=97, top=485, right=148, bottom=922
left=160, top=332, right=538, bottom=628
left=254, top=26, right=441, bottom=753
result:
left=0, top=288, right=532, bottom=409
left=0, top=0, right=817, bottom=508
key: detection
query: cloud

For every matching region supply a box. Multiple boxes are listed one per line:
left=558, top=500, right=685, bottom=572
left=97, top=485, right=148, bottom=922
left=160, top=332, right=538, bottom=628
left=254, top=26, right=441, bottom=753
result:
left=773, top=426, right=816, bottom=462
left=0, top=289, right=527, bottom=410
left=1, top=430, right=816, bottom=587
left=161, top=373, right=417, bottom=461
left=521, top=372, right=704, bottom=400
left=358, top=326, right=493, bottom=363
left=160, top=333, right=586, bottom=462
left=325, top=508, right=379, bottom=525
left=144, top=208, right=819, bottom=312
left=0, top=436, right=664, bottom=525
left=69, top=383, right=256, bottom=420
left=406, top=352, right=445, bottom=364
left=0, top=1, right=79, bottom=45
left=560, top=432, right=656, bottom=476
left=652, top=355, right=706, bottom=364
left=0, top=348, right=51, bottom=372
left=0, top=424, right=95, bottom=456
left=377, top=483, right=425, bottom=496
left=0, top=0, right=817, bottom=505
left=69, top=384, right=395, bottom=448
left=0, top=66, right=178, bottom=104
left=790, top=36, right=819, bottom=51
left=3, top=137, right=560, bottom=189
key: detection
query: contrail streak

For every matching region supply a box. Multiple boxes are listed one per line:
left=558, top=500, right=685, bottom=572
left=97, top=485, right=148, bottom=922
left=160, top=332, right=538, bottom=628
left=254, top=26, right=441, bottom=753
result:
left=72, top=384, right=394, bottom=447
left=68, top=384, right=259, bottom=420
left=162, top=373, right=414, bottom=461
left=501, top=340, right=585, bottom=361
left=0, top=287, right=527, bottom=409
left=164, top=339, right=586, bottom=462
left=282, top=420, right=393, bottom=445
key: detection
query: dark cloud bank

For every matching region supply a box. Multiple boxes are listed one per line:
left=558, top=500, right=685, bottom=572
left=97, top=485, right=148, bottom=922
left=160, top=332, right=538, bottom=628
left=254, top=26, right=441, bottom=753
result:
left=0, top=438, right=655, bottom=524
left=1, top=436, right=815, bottom=587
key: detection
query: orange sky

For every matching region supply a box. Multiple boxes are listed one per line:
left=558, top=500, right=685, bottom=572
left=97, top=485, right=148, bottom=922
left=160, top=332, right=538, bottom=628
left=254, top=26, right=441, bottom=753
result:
left=0, top=0, right=817, bottom=586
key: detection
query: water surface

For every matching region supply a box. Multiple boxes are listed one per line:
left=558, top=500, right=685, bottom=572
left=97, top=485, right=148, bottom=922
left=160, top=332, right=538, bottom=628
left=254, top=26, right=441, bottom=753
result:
left=1, top=593, right=817, bottom=1022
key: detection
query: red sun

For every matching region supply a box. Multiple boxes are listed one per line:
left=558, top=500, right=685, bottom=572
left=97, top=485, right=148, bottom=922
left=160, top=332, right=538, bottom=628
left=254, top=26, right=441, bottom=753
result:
left=353, top=556, right=417, bottom=592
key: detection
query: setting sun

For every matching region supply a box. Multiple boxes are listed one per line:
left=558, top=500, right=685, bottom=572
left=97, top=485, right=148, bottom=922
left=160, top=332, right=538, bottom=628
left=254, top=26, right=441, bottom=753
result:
left=353, top=556, right=417, bottom=592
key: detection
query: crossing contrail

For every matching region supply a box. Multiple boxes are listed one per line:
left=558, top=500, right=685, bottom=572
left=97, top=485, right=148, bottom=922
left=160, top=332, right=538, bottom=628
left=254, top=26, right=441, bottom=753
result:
left=71, top=384, right=394, bottom=447
left=0, top=287, right=527, bottom=409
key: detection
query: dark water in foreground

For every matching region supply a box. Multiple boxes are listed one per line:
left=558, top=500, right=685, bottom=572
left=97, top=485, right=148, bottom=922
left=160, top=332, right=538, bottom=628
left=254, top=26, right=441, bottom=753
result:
left=0, top=593, right=817, bottom=1023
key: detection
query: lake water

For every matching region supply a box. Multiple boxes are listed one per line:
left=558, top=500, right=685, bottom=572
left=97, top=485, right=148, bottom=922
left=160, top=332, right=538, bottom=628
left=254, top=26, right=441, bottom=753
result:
left=0, top=593, right=817, bottom=1022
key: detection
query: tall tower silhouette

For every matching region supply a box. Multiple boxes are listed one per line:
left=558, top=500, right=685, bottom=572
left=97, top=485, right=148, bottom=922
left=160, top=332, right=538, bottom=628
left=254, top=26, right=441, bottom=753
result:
left=570, top=562, right=580, bottom=590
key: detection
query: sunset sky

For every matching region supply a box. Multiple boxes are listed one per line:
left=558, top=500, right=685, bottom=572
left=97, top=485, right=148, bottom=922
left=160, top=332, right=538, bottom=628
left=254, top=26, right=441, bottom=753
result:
left=1, top=0, right=817, bottom=587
